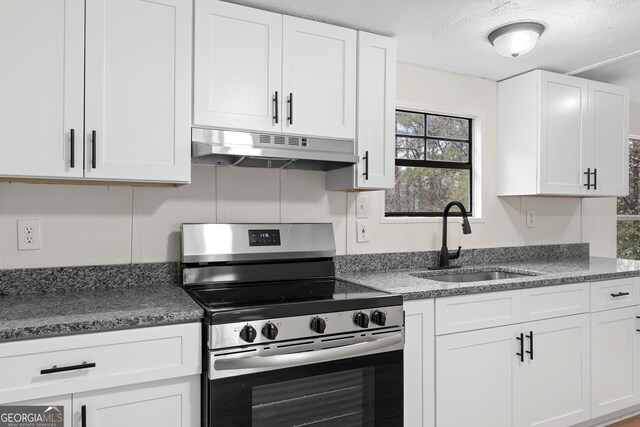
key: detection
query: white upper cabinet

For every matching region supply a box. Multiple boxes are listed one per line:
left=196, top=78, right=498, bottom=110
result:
left=193, top=0, right=356, bottom=141
left=282, top=16, right=356, bottom=139
left=326, top=31, right=396, bottom=190
left=85, top=0, right=191, bottom=183
left=589, top=81, right=630, bottom=196
left=193, top=1, right=282, bottom=133
left=539, top=73, right=589, bottom=195
left=497, top=70, right=629, bottom=197
left=0, top=0, right=191, bottom=184
left=0, top=0, right=84, bottom=179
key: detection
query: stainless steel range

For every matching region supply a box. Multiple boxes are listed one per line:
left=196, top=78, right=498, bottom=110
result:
left=180, top=223, right=404, bottom=427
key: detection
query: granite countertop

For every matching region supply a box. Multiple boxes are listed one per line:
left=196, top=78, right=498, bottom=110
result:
left=338, top=257, right=640, bottom=299
left=0, top=263, right=204, bottom=342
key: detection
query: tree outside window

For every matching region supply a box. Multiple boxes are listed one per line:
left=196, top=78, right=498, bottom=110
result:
left=385, top=110, right=473, bottom=217
left=617, top=138, right=640, bottom=259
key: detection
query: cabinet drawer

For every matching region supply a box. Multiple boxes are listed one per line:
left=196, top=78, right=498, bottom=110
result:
left=521, top=283, right=589, bottom=322
left=591, top=277, right=640, bottom=312
left=0, top=323, right=201, bottom=404
left=435, top=290, right=521, bottom=335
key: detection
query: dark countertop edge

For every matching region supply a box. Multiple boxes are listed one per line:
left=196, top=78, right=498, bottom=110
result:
left=0, top=311, right=204, bottom=343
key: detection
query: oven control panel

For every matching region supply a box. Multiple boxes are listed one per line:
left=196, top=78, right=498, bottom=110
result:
left=208, top=305, right=404, bottom=349
left=248, top=229, right=281, bottom=246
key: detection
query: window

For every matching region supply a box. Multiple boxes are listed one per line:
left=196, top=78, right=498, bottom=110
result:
left=385, top=110, right=473, bottom=217
left=617, top=138, right=640, bottom=259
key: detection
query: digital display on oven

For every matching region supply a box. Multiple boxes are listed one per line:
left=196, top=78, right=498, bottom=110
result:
left=248, top=229, right=281, bottom=246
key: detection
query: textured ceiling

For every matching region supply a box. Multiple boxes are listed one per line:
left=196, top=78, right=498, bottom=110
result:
left=223, top=0, right=640, bottom=97
left=576, top=54, right=640, bottom=104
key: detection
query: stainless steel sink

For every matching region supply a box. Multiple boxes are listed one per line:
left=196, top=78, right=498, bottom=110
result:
left=412, top=270, right=538, bottom=283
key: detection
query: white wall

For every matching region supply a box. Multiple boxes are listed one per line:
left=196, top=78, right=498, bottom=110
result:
left=0, top=63, right=619, bottom=269
left=632, top=103, right=640, bottom=136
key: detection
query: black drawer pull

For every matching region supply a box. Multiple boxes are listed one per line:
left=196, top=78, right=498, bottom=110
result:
left=91, top=130, right=97, bottom=169
left=583, top=168, right=591, bottom=189
left=611, top=292, right=630, bottom=298
left=516, top=333, right=524, bottom=362
left=273, top=91, right=279, bottom=124
left=362, top=150, right=369, bottom=180
left=526, top=331, right=534, bottom=360
left=287, top=93, right=293, bottom=125
left=81, top=405, right=87, bottom=426
left=70, top=129, right=75, bottom=168
left=40, top=361, right=96, bottom=375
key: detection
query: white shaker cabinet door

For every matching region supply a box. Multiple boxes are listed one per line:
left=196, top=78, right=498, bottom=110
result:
left=538, top=72, right=589, bottom=195
left=84, top=0, right=192, bottom=183
left=591, top=306, right=640, bottom=418
left=282, top=16, right=356, bottom=140
left=588, top=81, right=630, bottom=196
left=74, top=376, right=199, bottom=427
left=356, top=32, right=396, bottom=189
left=436, top=324, right=520, bottom=427
left=193, top=0, right=282, bottom=133
left=0, top=0, right=84, bottom=179
left=516, top=314, right=591, bottom=427
left=403, top=299, right=434, bottom=427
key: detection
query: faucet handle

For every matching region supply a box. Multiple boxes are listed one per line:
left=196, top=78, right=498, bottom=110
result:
left=449, top=246, right=462, bottom=260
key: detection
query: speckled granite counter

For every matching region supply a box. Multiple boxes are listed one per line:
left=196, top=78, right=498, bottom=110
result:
left=0, top=263, right=203, bottom=342
left=338, top=257, right=640, bottom=299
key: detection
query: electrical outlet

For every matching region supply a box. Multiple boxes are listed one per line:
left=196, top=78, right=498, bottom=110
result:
left=356, top=220, right=369, bottom=243
left=18, top=219, right=41, bottom=250
left=356, top=194, right=370, bottom=218
left=526, top=210, right=536, bottom=228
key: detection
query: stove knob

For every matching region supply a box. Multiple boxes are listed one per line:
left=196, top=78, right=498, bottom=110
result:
left=371, top=310, right=387, bottom=326
left=354, top=312, right=369, bottom=328
left=310, top=317, right=326, bottom=334
left=261, top=322, right=279, bottom=340
left=239, top=324, right=257, bottom=343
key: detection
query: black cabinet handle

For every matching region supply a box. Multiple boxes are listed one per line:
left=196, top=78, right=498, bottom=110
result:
left=91, top=130, right=97, bottom=169
left=70, top=129, right=75, bottom=168
left=81, top=405, right=87, bottom=426
left=611, top=292, right=630, bottom=298
left=516, top=333, right=524, bottom=362
left=592, top=168, right=597, bottom=190
left=583, top=168, right=591, bottom=189
left=287, top=93, right=293, bottom=125
left=526, top=331, right=534, bottom=360
left=40, top=361, right=96, bottom=375
left=362, top=150, right=369, bottom=180
left=273, top=91, right=279, bottom=124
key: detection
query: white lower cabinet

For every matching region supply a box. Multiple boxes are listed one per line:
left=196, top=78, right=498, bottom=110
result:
left=436, top=314, right=590, bottom=427
left=75, top=376, right=199, bottom=427
left=404, top=299, right=435, bottom=427
left=0, top=323, right=201, bottom=427
left=591, top=306, right=640, bottom=418
left=517, top=315, right=591, bottom=427
left=437, top=324, right=519, bottom=427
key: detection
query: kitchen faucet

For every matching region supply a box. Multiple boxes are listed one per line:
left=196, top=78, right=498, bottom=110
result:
left=429, top=201, right=472, bottom=270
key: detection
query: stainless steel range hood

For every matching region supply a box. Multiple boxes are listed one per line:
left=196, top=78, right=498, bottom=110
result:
left=191, top=128, right=358, bottom=171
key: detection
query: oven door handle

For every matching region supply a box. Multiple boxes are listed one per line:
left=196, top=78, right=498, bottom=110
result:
left=214, top=334, right=403, bottom=372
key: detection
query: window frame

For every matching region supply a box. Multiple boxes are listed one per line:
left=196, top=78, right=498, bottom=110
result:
left=385, top=109, right=473, bottom=218
left=616, top=136, right=640, bottom=258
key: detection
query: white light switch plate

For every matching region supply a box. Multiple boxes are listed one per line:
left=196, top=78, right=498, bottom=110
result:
left=356, top=194, right=369, bottom=218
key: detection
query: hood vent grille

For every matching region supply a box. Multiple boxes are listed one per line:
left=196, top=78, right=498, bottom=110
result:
left=191, top=128, right=358, bottom=171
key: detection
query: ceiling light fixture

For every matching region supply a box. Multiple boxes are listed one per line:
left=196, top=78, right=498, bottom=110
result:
left=488, top=21, right=545, bottom=58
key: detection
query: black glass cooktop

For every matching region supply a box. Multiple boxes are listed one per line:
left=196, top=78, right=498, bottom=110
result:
left=186, top=278, right=402, bottom=324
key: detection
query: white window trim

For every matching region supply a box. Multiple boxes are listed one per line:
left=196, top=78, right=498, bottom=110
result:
left=381, top=101, right=484, bottom=224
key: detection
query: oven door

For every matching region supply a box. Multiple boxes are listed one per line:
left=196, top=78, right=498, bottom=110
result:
left=207, top=332, right=403, bottom=427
